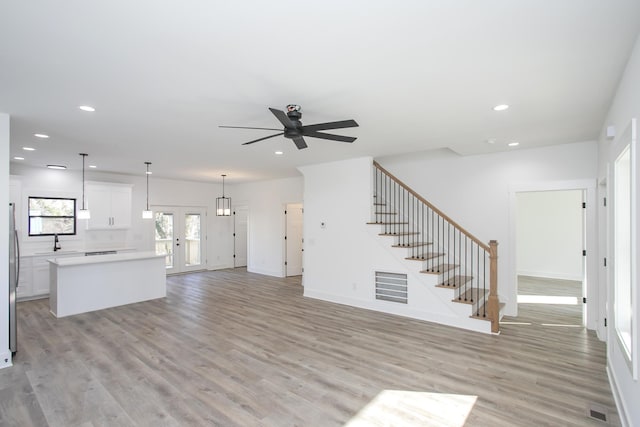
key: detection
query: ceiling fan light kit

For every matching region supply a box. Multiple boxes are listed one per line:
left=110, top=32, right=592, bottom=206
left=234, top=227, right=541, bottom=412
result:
left=220, top=105, right=359, bottom=150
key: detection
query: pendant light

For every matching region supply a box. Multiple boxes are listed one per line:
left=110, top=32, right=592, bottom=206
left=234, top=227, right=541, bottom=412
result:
left=142, top=162, right=153, bottom=219
left=77, top=153, right=91, bottom=219
left=216, top=174, right=231, bottom=216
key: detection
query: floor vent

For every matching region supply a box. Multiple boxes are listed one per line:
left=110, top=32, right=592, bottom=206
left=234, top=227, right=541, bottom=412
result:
left=587, top=403, right=608, bottom=423
left=375, top=271, right=408, bottom=304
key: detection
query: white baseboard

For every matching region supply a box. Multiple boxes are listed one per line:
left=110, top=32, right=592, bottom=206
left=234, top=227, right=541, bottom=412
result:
left=607, top=365, right=630, bottom=427
left=247, top=266, right=284, bottom=278
left=303, top=289, right=492, bottom=334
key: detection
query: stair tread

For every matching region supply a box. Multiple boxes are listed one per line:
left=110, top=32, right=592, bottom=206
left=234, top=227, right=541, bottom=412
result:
left=452, top=288, right=488, bottom=305
left=392, top=242, right=433, bottom=248
left=435, top=275, right=473, bottom=288
left=406, top=252, right=444, bottom=261
left=420, top=264, right=458, bottom=274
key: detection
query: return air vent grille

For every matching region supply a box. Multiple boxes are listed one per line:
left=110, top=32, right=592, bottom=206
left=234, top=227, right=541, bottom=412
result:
left=375, top=271, right=408, bottom=304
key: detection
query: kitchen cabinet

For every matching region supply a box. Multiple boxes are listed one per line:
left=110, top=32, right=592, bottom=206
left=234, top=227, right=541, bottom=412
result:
left=17, top=253, right=79, bottom=300
left=85, top=182, right=132, bottom=230
left=15, top=256, right=32, bottom=300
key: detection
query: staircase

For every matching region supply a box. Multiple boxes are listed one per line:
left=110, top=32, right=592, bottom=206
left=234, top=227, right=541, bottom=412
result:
left=369, top=161, right=500, bottom=333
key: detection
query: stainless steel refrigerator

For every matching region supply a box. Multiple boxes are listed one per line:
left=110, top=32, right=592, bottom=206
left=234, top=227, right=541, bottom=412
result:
left=9, top=202, right=19, bottom=355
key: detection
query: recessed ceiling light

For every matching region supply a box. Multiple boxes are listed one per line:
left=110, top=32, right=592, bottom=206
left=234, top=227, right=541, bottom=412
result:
left=508, top=141, right=520, bottom=147
left=47, top=164, right=67, bottom=170
left=34, top=133, right=49, bottom=139
left=146, top=171, right=153, bottom=175
left=89, top=165, right=97, bottom=168
left=13, top=156, right=24, bottom=160
left=275, top=151, right=284, bottom=155
left=493, top=104, right=509, bottom=111
left=79, top=105, right=95, bottom=112
left=486, top=139, right=496, bottom=144
left=23, top=147, right=35, bottom=151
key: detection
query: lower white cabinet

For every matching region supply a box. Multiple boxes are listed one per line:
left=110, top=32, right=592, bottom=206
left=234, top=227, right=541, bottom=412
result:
left=15, top=256, right=32, bottom=300
left=17, top=253, right=84, bottom=300
left=32, top=257, right=51, bottom=296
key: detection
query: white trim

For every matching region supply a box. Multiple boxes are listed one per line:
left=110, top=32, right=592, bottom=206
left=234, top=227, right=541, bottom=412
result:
left=508, top=179, right=598, bottom=330
left=608, top=365, right=631, bottom=427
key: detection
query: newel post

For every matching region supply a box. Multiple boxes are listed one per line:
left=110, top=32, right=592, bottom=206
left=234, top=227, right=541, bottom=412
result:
left=488, top=240, right=500, bottom=333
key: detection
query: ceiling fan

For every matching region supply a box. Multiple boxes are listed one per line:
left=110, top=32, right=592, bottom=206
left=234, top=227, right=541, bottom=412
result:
left=219, top=105, right=359, bottom=150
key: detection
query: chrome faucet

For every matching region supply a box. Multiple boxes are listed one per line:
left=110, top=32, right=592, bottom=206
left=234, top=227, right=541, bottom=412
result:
left=53, top=234, right=61, bottom=252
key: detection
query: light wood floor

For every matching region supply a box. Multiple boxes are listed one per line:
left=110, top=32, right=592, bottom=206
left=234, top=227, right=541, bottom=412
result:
left=0, top=269, right=619, bottom=426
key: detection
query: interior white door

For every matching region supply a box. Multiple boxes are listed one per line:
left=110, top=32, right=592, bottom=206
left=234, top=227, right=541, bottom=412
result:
left=234, top=206, right=248, bottom=268
left=154, top=206, right=207, bottom=274
left=285, top=203, right=303, bottom=277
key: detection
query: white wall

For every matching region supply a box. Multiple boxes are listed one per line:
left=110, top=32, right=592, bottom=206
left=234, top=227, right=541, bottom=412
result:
left=516, top=190, right=584, bottom=281
left=9, top=164, right=235, bottom=271
left=0, top=113, right=11, bottom=369
left=377, top=141, right=599, bottom=318
left=233, top=176, right=303, bottom=277
left=599, top=33, right=640, bottom=427
left=300, top=156, right=493, bottom=333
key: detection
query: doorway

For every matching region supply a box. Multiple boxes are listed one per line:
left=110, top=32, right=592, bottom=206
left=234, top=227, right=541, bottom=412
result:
left=234, top=206, right=248, bottom=268
left=154, top=206, right=207, bottom=274
left=515, top=190, right=585, bottom=326
left=285, top=203, right=303, bottom=277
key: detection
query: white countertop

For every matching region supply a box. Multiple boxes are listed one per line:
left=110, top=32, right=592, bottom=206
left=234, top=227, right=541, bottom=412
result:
left=48, top=251, right=164, bottom=266
left=22, top=247, right=136, bottom=257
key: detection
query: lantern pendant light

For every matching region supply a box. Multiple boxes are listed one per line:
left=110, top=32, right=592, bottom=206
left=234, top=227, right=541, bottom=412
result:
left=216, top=174, right=231, bottom=216
left=142, top=162, right=153, bottom=219
left=77, top=153, right=91, bottom=219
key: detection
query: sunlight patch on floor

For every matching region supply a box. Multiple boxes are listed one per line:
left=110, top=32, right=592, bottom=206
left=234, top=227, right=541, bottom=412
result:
left=517, top=295, right=579, bottom=305
left=541, top=323, right=582, bottom=327
left=345, top=390, right=477, bottom=427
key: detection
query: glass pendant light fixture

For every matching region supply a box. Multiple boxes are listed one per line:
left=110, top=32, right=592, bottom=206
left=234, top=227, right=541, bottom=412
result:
left=77, top=153, right=91, bottom=219
left=142, top=161, right=153, bottom=219
left=216, top=174, right=231, bottom=216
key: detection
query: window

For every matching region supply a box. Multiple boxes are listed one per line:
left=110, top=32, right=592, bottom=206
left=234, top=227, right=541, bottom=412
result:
left=28, top=197, right=77, bottom=236
left=614, top=144, right=632, bottom=359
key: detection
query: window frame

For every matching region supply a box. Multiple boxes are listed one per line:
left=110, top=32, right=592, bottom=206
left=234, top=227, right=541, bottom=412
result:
left=27, top=196, right=77, bottom=237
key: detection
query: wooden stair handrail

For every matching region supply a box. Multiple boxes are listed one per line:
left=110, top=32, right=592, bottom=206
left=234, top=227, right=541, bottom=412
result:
left=373, top=161, right=490, bottom=252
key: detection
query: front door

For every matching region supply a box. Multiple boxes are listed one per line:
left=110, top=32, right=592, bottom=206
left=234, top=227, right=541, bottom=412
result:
left=154, top=206, right=207, bottom=274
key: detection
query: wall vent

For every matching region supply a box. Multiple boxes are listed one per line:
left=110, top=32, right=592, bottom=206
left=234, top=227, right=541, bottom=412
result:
left=375, top=271, right=408, bottom=304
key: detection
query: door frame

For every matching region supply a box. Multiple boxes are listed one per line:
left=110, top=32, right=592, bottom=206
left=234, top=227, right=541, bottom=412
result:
left=284, top=203, right=304, bottom=277
left=508, top=179, right=597, bottom=329
left=153, top=205, right=207, bottom=275
left=233, top=205, right=248, bottom=268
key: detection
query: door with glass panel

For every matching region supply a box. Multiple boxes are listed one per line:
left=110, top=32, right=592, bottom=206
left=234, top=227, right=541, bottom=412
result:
left=154, top=206, right=206, bottom=274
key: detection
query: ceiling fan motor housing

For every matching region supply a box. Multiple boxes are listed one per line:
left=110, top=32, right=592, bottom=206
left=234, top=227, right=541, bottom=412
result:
left=284, top=109, right=303, bottom=138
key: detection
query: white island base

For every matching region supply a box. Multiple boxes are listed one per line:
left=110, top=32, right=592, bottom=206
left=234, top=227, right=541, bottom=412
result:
left=49, top=251, right=167, bottom=318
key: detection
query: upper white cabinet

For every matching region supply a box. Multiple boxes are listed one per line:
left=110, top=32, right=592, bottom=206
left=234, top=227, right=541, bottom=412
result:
left=85, top=182, right=132, bottom=230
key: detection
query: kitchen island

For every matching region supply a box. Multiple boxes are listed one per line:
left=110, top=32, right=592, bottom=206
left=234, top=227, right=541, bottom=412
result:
left=49, top=251, right=166, bottom=318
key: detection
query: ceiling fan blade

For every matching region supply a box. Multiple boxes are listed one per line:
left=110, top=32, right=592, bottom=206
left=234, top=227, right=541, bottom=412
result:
left=301, top=119, right=359, bottom=132
left=292, top=136, right=308, bottom=150
left=269, top=108, right=295, bottom=128
left=241, top=132, right=284, bottom=145
left=220, top=125, right=283, bottom=131
left=303, top=130, right=357, bottom=143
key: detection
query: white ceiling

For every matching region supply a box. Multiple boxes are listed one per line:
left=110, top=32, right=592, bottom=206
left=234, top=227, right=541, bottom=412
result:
left=2, top=1, right=639, bottom=184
